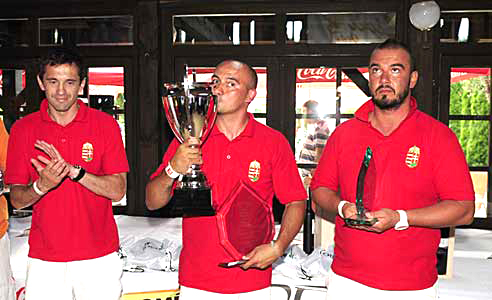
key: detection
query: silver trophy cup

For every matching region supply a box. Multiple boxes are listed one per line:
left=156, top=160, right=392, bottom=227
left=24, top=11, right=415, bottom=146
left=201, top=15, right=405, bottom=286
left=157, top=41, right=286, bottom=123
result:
left=162, top=82, right=218, bottom=216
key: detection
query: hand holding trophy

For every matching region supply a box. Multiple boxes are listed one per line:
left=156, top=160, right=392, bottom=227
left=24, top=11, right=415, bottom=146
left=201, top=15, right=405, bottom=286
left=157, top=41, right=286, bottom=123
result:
left=162, top=79, right=218, bottom=217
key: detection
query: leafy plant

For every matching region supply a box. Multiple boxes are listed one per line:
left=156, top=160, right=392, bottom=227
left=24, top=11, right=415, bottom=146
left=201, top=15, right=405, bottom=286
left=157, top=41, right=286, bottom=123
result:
left=449, top=76, right=490, bottom=167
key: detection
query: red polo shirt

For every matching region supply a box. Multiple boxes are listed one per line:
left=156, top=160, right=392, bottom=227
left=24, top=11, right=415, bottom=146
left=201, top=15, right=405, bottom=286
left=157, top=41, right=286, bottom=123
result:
left=152, top=114, right=307, bottom=293
left=6, top=99, right=129, bottom=262
left=311, top=98, right=475, bottom=290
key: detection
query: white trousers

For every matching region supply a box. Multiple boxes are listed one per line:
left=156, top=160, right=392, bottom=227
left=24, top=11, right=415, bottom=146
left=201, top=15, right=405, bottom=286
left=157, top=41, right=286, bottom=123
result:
left=325, top=270, right=437, bottom=300
left=0, top=235, right=14, bottom=300
left=25, top=252, right=122, bottom=300
left=180, top=285, right=271, bottom=300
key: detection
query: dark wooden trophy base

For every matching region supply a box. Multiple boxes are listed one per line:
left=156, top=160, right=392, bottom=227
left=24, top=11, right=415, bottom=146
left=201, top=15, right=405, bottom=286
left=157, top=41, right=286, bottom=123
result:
left=168, top=188, right=215, bottom=217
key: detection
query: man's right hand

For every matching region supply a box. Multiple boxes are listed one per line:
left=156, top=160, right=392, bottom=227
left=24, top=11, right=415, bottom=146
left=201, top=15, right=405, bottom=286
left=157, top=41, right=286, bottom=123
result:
left=169, top=137, right=203, bottom=175
left=341, top=201, right=358, bottom=219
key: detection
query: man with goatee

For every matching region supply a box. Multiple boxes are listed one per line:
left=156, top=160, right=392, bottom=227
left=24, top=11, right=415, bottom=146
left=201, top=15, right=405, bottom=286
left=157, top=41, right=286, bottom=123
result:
left=311, top=39, right=475, bottom=300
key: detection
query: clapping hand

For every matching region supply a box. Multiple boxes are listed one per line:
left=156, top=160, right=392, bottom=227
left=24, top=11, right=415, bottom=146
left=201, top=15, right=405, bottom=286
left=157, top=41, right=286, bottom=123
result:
left=30, top=140, right=71, bottom=192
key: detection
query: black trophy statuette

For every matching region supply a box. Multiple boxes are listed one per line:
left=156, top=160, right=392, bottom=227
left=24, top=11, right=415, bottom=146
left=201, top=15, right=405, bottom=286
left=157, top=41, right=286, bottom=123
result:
left=162, top=81, right=218, bottom=217
left=344, top=147, right=378, bottom=226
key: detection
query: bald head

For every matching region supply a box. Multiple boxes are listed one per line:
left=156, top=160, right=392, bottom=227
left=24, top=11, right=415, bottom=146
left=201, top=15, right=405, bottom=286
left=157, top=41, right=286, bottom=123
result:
left=216, top=60, right=258, bottom=90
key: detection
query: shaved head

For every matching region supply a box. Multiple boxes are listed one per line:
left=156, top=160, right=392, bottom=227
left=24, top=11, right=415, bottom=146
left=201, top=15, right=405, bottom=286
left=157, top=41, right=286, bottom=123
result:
left=216, top=60, right=257, bottom=90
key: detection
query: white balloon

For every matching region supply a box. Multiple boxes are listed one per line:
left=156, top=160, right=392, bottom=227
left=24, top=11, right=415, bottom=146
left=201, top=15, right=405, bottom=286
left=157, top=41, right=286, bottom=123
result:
left=409, top=1, right=441, bottom=31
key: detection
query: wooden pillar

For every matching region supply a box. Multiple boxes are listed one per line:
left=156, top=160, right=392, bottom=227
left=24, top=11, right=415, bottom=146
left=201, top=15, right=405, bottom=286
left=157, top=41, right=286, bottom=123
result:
left=407, top=1, right=440, bottom=118
left=133, top=0, right=161, bottom=216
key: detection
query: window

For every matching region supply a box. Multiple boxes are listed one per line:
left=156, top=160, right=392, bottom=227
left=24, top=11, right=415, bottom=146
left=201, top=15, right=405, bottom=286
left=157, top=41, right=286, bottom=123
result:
left=294, top=67, right=370, bottom=159
left=448, top=67, right=491, bottom=218
left=286, top=12, right=396, bottom=44
left=441, top=11, right=492, bottom=43
left=86, top=66, right=127, bottom=206
left=39, top=16, right=133, bottom=46
left=0, top=18, right=30, bottom=47
left=0, top=68, right=27, bottom=128
left=173, top=14, right=275, bottom=46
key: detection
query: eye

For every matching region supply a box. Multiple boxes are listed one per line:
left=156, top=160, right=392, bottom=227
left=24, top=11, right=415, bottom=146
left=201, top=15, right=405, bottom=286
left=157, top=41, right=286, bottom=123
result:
left=226, top=81, right=236, bottom=88
left=211, top=78, right=220, bottom=87
left=391, top=68, right=401, bottom=74
left=370, top=68, right=381, bottom=75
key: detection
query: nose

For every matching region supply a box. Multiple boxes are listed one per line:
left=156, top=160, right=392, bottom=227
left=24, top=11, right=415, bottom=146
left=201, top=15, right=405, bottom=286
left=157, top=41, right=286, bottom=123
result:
left=56, top=82, right=66, bottom=95
left=380, top=70, right=390, bottom=83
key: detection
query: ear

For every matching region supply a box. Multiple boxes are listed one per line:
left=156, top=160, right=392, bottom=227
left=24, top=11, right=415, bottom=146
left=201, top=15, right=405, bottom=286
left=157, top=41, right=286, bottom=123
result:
left=409, top=70, right=418, bottom=89
left=36, top=75, right=46, bottom=91
left=79, top=77, right=87, bottom=95
left=245, top=89, right=257, bottom=104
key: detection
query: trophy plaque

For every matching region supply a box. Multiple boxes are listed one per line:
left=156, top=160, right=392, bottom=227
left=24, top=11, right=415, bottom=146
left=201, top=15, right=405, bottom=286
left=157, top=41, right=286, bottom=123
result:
left=344, top=147, right=378, bottom=226
left=162, top=81, right=218, bottom=217
left=216, top=181, right=275, bottom=268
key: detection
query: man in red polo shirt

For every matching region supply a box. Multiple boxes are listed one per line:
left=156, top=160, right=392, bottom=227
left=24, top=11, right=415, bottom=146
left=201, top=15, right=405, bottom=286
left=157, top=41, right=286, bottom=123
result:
left=5, top=48, right=128, bottom=300
left=146, top=60, right=307, bottom=299
left=311, top=39, right=475, bottom=300
left=0, top=118, right=14, bottom=300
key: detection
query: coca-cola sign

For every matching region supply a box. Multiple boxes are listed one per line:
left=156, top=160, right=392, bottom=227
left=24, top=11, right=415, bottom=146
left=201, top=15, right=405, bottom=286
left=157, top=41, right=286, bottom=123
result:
left=296, top=67, right=368, bottom=83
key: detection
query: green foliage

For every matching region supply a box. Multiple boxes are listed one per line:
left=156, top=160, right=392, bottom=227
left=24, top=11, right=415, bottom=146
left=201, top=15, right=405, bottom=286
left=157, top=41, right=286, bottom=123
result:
left=116, top=93, right=125, bottom=109
left=449, top=76, right=490, bottom=167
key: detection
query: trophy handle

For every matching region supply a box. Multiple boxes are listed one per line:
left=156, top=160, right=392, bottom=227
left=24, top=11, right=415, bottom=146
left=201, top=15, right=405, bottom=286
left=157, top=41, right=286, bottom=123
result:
left=162, top=93, right=185, bottom=144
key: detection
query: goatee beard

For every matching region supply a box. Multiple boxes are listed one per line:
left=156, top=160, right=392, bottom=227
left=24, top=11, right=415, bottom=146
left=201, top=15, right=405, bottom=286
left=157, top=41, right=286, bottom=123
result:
left=372, top=85, right=410, bottom=110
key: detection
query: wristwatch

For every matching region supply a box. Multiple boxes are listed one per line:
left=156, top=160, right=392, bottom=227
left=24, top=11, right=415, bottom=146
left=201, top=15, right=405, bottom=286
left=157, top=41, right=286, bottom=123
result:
left=71, top=165, right=86, bottom=182
left=394, top=210, right=409, bottom=231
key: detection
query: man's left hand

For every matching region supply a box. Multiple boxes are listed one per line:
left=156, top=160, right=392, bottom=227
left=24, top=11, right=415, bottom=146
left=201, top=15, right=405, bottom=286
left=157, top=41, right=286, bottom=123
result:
left=240, top=242, right=283, bottom=270
left=352, top=208, right=400, bottom=233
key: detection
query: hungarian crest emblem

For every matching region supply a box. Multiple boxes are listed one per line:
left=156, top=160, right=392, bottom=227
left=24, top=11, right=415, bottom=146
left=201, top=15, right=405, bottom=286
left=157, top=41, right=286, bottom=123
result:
left=405, top=146, right=420, bottom=168
left=248, top=160, right=261, bottom=182
left=81, top=142, right=94, bottom=162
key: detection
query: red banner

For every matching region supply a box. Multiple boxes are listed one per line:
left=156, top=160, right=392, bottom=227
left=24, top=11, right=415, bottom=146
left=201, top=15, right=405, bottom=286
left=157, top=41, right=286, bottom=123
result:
left=88, top=71, right=124, bottom=86
left=451, top=68, right=490, bottom=83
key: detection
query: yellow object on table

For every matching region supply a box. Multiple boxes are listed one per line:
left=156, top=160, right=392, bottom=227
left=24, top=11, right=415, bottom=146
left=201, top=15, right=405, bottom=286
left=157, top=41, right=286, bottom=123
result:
left=121, top=289, right=180, bottom=300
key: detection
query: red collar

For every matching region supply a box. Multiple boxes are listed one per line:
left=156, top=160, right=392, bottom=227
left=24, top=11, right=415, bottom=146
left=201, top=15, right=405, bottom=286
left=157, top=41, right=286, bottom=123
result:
left=40, top=99, right=89, bottom=124
left=210, top=113, right=256, bottom=139
left=355, top=97, right=418, bottom=123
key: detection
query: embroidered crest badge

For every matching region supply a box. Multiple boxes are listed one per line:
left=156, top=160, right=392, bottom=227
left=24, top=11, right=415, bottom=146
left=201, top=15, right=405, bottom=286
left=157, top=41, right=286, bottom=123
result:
left=405, top=146, right=420, bottom=168
left=248, top=160, right=261, bottom=182
left=81, top=142, right=94, bottom=162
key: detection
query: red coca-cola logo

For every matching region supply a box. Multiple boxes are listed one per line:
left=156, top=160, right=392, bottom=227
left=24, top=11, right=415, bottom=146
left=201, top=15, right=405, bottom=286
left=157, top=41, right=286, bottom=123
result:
left=296, top=68, right=337, bottom=81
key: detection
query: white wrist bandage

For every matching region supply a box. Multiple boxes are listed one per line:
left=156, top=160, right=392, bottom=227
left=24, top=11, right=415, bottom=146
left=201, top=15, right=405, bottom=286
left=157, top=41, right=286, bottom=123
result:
left=32, top=181, right=46, bottom=196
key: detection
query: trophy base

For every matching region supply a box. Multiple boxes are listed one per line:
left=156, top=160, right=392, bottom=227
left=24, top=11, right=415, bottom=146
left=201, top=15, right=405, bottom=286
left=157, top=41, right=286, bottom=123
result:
left=344, top=217, right=377, bottom=227
left=168, top=188, right=215, bottom=217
